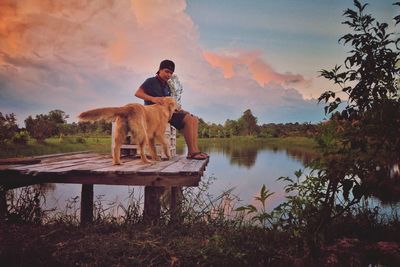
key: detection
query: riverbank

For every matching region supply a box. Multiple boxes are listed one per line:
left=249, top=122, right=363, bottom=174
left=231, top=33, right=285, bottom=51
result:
left=1, top=210, right=399, bottom=266
left=0, top=135, right=318, bottom=158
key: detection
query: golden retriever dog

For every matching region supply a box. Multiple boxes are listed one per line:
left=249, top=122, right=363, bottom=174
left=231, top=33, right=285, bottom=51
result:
left=78, top=97, right=179, bottom=165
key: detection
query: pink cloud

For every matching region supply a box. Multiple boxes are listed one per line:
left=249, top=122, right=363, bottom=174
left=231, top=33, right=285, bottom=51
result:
left=203, top=50, right=308, bottom=87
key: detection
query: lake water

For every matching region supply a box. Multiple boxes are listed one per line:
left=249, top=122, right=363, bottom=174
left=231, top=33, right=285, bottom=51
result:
left=24, top=140, right=318, bottom=216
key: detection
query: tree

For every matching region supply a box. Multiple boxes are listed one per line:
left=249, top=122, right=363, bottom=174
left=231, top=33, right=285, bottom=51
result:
left=48, top=109, right=68, bottom=124
left=25, top=114, right=56, bottom=142
left=273, top=0, right=400, bottom=254
left=224, top=119, right=240, bottom=137
left=318, top=0, right=400, bottom=203
left=238, top=109, right=259, bottom=136
left=0, top=112, right=19, bottom=144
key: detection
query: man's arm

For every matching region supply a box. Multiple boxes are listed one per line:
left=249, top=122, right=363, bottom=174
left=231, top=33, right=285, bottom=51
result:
left=135, top=87, right=165, bottom=105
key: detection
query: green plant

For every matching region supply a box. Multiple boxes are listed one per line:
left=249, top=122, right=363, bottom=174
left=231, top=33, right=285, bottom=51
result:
left=6, top=186, right=51, bottom=224
left=235, top=184, right=274, bottom=228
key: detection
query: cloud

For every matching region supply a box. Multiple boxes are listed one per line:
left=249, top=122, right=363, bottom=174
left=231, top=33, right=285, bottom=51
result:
left=0, top=0, right=325, bottom=126
left=203, top=50, right=308, bottom=87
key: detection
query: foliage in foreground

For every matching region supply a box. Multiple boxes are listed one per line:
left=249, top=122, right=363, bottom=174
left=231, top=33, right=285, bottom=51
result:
left=240, top=0, right=400, bottom=259
left=1, top=179, right=399, bottom=266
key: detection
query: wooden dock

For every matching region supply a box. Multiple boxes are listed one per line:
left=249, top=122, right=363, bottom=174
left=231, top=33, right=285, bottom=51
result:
left=0, top=151, right=209, bottom=223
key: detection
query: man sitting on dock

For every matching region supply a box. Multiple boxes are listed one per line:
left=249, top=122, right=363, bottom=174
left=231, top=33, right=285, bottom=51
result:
left=135, top=59, right=208, bottom=160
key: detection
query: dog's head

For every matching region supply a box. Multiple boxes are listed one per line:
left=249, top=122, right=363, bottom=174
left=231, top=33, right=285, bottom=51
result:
left=163, top=97, right=181, bottom=115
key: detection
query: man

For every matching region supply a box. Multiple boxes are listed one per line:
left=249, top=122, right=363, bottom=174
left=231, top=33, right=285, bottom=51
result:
left=135, top=59, right=208, bottom=160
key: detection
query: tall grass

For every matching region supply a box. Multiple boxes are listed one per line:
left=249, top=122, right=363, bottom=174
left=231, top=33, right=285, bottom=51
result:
left=0, top=136, right=111, bottom=158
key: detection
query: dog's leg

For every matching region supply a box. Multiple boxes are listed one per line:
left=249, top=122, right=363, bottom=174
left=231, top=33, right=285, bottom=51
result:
left=158, top=136, right=171, bottom=160
left=148, top=137, right=161, bottom=161
left=137, top=129, right=151, bottom=164
left=113, top=117, right=127, bottom=165
left=138, top=140, right=151, bottom=164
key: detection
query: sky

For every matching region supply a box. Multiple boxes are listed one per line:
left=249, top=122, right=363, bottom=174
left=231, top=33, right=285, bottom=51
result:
left=0, top=0, right=398, bottom=126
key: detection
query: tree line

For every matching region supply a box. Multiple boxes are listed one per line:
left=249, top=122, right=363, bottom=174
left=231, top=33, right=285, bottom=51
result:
left=0, top=108, right=319, bottom=145
left=0, top=110, right=112, bottom=145
left=198, top=109, right=318, bottom=138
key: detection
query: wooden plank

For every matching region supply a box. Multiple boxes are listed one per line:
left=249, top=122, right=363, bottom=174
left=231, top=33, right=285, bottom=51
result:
left=38, top=152, right=100, bottom=164
left=138, top=156, right=184, bottom=175
left=159, top=159, right=188, bottom=175
left=0, top=164, right=22, bottom=171
left=91, top=158, right=148, bottom=174
left=143, top=186, right=163, bottom=223
left=34, top=150, right=93, bottom=160
left=181, top=158, right=210, bottom=175
left=0, top=187, right=6, bottom=221
left=33, top=173, right=200, bottom=187
left=11, top=155, right=107, bottom=173
left=50, top=158, right=112, bottom=173
left=170, top=186, right=182, bottom=223
left=0, top=157, right=41, bottom=165
left=161, top=158, right=209, bottom=176
left=9, top=153, right=101, bottom=171
left=80, top=184, right=93, bottom=225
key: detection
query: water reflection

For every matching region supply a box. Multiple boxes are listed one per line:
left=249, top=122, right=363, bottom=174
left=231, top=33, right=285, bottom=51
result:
left=179, top=139, right=318, bottom=168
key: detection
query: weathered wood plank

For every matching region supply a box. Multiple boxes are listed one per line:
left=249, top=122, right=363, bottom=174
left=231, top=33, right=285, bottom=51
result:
left=37, top=152, right=98, bottom=164
left=143, top=186, right=163, bottom=223
left=0, top=157, right=41, bottom=165
left=159, top=159, right=188, bottom=175
left=138, top=156, right=184, bottom=175
left=11, top=155, right=107, bottom=173
left=9, top=153, right=101, bottom=171
left=91, top=159, right=147, bottom=174
left=170, top=186, right=182, bottom=223
left=181, top=158, right=209, bottom=175
left=49, top=158, right=112, bottom=173
left=35, top=151, right=93, bottom=160
left=160, top=157, right=208, bottom=175
left=0, top=187, right=6, bottom=221
left=0, top=164, right=22, bottom=171
left=80, top=184, right=94, bottom=225
left=30, top=173, right=201, bottom=187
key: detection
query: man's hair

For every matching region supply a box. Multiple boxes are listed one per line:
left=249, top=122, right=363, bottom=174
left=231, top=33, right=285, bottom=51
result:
left=159, top=59, right=175, bottom=72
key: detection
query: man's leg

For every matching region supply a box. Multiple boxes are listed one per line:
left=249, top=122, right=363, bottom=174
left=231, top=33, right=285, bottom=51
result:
left=182, top=114, right=207, bottom=159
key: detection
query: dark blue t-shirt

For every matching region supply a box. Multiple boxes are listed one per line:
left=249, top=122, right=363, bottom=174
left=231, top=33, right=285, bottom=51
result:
left=140, top=76, right=171, bottom=105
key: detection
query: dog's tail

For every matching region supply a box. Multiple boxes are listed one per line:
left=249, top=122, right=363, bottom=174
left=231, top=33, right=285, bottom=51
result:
left=78, top=107, right=123, bottom=122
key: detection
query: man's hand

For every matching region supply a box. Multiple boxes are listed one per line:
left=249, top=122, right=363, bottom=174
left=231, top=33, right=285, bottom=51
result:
left=151, top=97, right=165, bottom=105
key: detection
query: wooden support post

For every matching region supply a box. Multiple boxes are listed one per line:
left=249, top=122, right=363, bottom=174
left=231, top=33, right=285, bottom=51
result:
left=143, top=186, right=163, bottom=223
left=80, top=184, right=93, bottom=225
left=0, top=186, right=7, bottom=222
left=170, top=186, right=182, bottom=223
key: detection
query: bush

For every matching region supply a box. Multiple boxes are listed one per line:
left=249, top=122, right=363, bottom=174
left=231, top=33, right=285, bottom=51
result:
left=75, top=136, right=86, bottom=144
left=12, top=130, right=30, bottom=145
